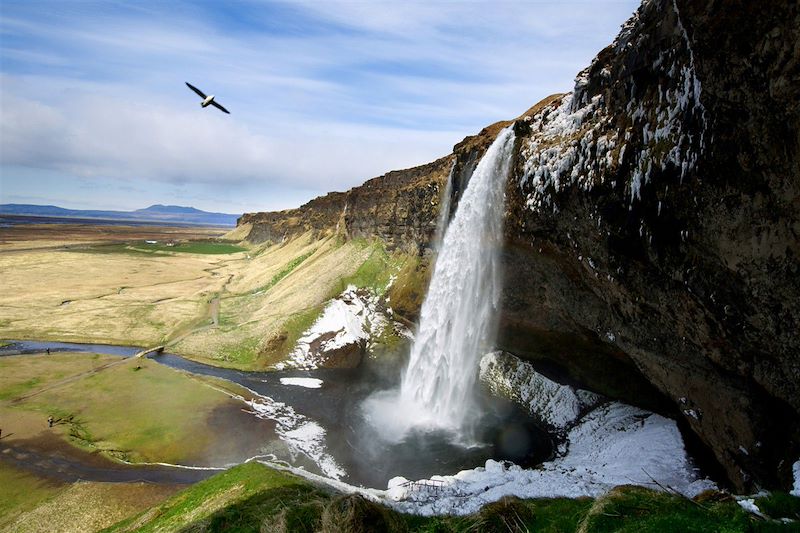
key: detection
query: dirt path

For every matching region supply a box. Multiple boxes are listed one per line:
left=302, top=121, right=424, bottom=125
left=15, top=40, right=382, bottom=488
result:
left=166, top=273, right=233, bottom=347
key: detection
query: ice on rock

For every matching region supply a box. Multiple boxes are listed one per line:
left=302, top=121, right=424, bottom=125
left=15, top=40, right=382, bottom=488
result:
left=479, top=351, right=600, bottom=431
left=519, top=0, right=706, bottom=213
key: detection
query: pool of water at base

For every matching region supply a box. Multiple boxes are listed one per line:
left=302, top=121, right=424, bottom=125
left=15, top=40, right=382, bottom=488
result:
left=1, top=340, right=553, bottom=489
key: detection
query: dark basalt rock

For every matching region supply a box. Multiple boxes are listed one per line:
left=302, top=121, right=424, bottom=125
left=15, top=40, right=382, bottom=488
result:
left=237, top=0, right=799, bottom=491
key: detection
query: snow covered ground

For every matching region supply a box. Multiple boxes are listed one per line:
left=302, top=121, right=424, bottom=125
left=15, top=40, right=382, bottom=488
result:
left=274, top=285, right=390, bottom=370
left=383, top=401, right=715, bottom=515
left=255, top=352, right=716, bottom=516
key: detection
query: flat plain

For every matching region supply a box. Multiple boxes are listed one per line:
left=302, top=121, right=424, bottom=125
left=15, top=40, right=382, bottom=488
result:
left=0, top=221, right=410, bottom=369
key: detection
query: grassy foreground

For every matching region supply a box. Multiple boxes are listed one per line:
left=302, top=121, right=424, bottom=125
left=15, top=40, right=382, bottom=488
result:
left=0, top=470, right=181, bottom=533
left=102, top=462, right=799, bottom=533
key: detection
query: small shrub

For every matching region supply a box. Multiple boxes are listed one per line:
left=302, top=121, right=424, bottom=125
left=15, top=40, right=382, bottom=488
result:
left=320, top=493, right=406, bottom=533
left=755, top=492, right=800, bottom=520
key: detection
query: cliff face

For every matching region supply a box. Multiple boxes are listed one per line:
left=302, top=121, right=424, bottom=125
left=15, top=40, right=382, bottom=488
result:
left=239, top=156, right=453, bottom=254
left=238, top=0, right=799, bottom=491
left=499, top=0, right=799, bottom=491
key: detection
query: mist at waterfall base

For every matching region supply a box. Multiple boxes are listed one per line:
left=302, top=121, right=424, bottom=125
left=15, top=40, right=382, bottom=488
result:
left=359, top=128, right=547, bottom=474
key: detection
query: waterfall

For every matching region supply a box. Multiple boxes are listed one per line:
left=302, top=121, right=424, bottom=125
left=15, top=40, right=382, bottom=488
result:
left=398, top=127, right=515, bottom=435
left=431, top=161, right=454, bottom=253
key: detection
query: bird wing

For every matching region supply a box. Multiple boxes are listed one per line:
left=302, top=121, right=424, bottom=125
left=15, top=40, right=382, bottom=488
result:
left=185, top=82, right=206, bottom=98
left=211, top=100, right=230, bottom=114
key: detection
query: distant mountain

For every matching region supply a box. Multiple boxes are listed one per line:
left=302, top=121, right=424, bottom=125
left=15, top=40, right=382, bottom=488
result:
left=135, top=204, right=206, bottom=215
left=0, top=203, right=239, bottom=227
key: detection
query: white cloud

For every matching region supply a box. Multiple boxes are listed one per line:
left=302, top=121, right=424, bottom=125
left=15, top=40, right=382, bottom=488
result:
left=0, top=0, right=640, bottom=212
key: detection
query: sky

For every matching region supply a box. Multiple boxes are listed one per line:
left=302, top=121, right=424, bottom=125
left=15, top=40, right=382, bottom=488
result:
left=0, top=0, right=639, bottom=215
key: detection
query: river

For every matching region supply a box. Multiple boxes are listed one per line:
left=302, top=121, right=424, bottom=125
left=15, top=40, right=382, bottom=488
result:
left=0, top=340, right=552, bottom=489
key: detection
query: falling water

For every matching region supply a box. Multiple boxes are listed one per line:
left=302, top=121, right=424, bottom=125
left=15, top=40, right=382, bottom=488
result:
left=398, top=127, right=516, bottom=436
left=431, top=161, right=454, bottom=253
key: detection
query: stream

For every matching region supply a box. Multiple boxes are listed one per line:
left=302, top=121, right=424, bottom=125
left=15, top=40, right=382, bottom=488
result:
left=0, top=340, right=552, bottom=489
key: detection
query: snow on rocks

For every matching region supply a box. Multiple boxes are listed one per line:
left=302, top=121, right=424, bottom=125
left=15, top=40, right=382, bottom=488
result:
left=245, top=390, right=345, bottom=480
left=737, top=498, right=767, bottom=519
left=275, top=285, right=389, bottom=370
left=279, top=377, right=323, bottom=389
left=518, top=0, right=706, bottom=214
left=479, top=351, right=601, bottom=431
left=386, top=402, right=715, bottom=516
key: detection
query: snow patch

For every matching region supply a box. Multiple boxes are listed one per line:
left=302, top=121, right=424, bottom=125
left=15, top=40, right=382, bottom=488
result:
left=279, top=377, right=323, bottom=389
left=245, top=390, right=345, bottom=480
left=737, top=498, right=767, bottom=519
left=385, top=402, right=715, bottom=515
left=276, top=285, right=389, bottom=370
left=479, top=351, right=601, bottom=431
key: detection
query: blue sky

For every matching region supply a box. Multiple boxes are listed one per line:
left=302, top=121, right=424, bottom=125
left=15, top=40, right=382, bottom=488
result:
left=0, top=0, right=639, bottom=215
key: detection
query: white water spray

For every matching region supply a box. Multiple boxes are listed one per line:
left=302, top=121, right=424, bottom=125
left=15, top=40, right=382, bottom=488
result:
left=431, top=161, right=454, bottom=253
left=392, top=127, right=516, bottom=437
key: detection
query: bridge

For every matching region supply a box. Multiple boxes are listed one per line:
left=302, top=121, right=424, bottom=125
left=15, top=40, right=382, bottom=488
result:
left=135, top=346, right=165, bottom=358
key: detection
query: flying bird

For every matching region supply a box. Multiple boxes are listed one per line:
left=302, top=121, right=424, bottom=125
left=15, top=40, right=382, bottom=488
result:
left=185, top=82, right=230, bottom=114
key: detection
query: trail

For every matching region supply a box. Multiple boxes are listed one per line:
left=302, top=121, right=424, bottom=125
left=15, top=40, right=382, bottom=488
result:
left=165, top=273, right=233, bottom=347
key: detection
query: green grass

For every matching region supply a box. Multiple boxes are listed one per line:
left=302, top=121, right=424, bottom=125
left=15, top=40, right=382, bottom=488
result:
left=129, top=241, right=247, bottom=255
left=577, top=486, right=791, bottom=533
left=253, top=250, right=316, bottom=294
left=0, top=465, right=64, bottom=528
left=755, top=492, right=800, bottom=521
left=75, top=241, right=247, bottom=256
left=104, top=462, right=327, bottom=533
left=0, top=354, right=232, bottom=463
left=71, top=243, right=161, bottom=256
left=102, top=467, right=800, bottom=533
left=0, top=376, right=42, bottom=400
left=217, top=336, right=261, bottom=367
left=330, top=239, right=400, bottom=296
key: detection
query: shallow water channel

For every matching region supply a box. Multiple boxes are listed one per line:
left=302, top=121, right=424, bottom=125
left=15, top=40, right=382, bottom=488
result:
left=1, top=340, right=552, bottom=489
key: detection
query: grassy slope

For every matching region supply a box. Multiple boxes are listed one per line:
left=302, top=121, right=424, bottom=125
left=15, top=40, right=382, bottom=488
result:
left=3, top=479, right=181, bottom=533
left=0, top=229, right=426, bottom=370
left=0, top=465, right=64, bottom=528
left=0, top=352, right=235, bottom=463
left=103, top=463, right=800, bottom=533
left=172, top=234, right=423, bottom=369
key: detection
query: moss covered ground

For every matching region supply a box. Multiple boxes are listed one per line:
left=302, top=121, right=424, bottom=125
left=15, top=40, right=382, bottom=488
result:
left=100, top=462, right=800, bottom=533
left=0, top=352, right=237, bottom=463
left=0, top=464, right=64, bottom=528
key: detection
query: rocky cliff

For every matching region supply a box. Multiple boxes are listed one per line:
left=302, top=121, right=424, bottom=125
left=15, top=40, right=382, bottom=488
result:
left=238, top=156, right=453, bottom=254
left=238, top=0, right=799, bottom=491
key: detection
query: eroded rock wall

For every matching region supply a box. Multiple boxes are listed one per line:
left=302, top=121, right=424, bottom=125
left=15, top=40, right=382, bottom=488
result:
left=497, top=0, right=800, bottom=490
left=237, top=0, right=799, bottom=490
left=239, top=157, right=453, bottom=254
